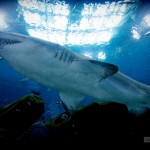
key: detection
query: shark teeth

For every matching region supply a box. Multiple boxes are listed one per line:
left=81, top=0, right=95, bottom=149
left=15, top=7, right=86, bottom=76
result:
left=0, top=39, right=21, bottom=46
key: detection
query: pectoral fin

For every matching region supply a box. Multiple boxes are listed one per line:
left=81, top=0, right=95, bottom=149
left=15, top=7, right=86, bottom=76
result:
left=59, top=91, right=84, bottom=111
left=73, top=59, right=119, bottom=82
left=88, top=60, right=118, bottom=78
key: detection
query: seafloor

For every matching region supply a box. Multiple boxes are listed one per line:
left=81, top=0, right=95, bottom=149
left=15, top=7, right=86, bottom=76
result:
left=0, top=94, right=150, bottom=148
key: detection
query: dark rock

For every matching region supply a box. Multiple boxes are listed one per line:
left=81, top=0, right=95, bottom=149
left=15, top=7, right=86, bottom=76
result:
left=31, top=102, right=150, bottom=147
left=3, top=100, right=150, bottom=148
left=0, top=94, right=44, bottom=145
left=20, top=102, right=131, bottom=147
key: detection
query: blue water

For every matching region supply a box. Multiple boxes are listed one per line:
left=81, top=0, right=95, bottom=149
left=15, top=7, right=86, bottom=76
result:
left=0, top=0, right=150, bottom=119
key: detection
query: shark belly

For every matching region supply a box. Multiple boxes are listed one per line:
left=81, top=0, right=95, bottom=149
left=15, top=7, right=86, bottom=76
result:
left=2, top=51, right=150, bottom=113
left=0, top=31, right=150, bottom=115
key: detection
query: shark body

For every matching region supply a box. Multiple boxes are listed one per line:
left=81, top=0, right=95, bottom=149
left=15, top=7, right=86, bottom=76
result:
left=0, top=31, right=150, bottom=114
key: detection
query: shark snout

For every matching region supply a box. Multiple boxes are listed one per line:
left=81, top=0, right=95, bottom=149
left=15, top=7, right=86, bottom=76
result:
left=0, top=31, right=25, bottom=47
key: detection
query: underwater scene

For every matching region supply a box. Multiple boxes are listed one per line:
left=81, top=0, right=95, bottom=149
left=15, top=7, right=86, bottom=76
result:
left=0, top=0, right=150, bottom=147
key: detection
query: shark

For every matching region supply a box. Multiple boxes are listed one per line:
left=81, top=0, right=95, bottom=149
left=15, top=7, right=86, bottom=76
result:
left=0, top=31, right=150, bottom=115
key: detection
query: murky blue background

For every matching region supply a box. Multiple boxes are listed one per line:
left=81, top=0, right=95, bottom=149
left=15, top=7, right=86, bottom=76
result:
left=0, top=0, right=150, bottom=118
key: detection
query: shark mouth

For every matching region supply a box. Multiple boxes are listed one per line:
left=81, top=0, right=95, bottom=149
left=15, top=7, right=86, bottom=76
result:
left=0, top=38, right=21, bottom=46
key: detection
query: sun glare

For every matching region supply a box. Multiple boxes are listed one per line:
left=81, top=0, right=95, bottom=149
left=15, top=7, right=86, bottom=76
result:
left=18, top=0, right=137, bottom=45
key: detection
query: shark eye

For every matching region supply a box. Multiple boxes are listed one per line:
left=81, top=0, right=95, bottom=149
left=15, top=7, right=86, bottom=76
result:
left=0, top=38, right=21, bottom=46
